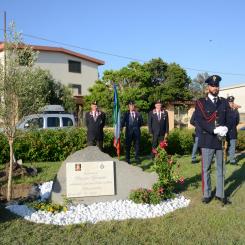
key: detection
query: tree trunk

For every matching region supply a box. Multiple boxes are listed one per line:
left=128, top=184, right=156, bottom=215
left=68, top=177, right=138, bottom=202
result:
left=7, top=138, right=14, bottom=201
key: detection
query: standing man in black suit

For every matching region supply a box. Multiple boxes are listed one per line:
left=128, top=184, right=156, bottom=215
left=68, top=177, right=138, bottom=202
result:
left=195, top=75, right=230, bottom=205
left=85, top=101, right=106, bottom=151
left=148, top=100, right=169, bottom=156
left=121, top=100, right=143, bottom=164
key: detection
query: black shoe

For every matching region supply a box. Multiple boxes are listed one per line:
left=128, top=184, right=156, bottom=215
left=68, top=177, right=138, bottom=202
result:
left=215, top=196, right=232, bottom=205
left=230, top=162, right=238, bottom=165
left=202, top=197, right=211, bottom=204
left=126, top=159, right=131, bottom=164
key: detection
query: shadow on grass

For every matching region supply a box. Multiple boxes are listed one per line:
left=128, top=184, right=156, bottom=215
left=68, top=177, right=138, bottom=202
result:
left=174, top=173, right=202, bottom=193
left=225, top=162, right=245, bottom=198
left=0, top=203, right=18, bottom=223
left=235, top=152, right=245, bottom=162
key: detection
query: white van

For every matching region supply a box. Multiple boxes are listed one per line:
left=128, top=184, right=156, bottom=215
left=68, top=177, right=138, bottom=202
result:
left=17, top=105, right=75, bottom=130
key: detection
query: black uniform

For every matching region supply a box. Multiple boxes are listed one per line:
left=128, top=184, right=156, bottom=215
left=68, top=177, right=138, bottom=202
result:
left=195, top=97, right=230, bottom=150
left=195, top=75, right=231, bottom=204
left=148, top=109, right=169, bottom=149
left=121, top=111, right=143, bottom=163
left=85, top=110, right=106, bottom=151
left=227, top=108, right=240, bottom=140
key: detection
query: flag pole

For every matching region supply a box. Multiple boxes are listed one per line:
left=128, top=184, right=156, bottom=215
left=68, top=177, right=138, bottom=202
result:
left=113, top=83, right=121, bottom=160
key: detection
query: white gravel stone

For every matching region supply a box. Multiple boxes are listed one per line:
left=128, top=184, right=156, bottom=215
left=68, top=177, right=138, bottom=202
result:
left=5, top=181, right=190, bottom=225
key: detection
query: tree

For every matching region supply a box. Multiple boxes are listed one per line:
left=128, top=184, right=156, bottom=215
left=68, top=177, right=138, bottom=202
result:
left=189, top=72, right=209, bottom=99
left=84, top=58, right=193, bottom=121
left=16, top=67, right=76, bottom=118
left=0, top=26, right=44, bottom=200
left=0, top=24, right=56, bottom=200
left=148, top=63, right=192, bottom=104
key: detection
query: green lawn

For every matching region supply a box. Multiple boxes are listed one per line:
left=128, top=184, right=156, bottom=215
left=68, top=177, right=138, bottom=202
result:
left=0, top=154, right=244, bottom=245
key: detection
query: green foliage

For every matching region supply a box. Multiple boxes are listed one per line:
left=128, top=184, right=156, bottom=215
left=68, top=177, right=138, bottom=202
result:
left=167, top=128, right=194, bottom=155
left=1, top=128, right=242, bottom=164
left=28, top=200, right=67, bottom=213
left=237, top=130, right=245, bottom=151
left=84, top=58, right=193, bottom=120
left=12, top=128, right=87, bottom=162
left=0, top=134, right=9, bottom=164
left=0, top=128, right=194, bottom=164
left=129, top=144, right=184, bottom=204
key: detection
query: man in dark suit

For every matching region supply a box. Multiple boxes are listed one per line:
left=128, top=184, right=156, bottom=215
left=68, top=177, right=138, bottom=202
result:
left=121, top=100, right=143, bottom=164
left=226, top=96, right=240, bottom=165
left=85, top=101, right=106, bottom=151
left=148, top=100, right=169, bottom=156
left=195, top=75, right=230, bottom=205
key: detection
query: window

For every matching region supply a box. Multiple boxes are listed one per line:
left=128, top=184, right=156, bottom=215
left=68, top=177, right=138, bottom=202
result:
left=47, top=117, right=60, bottom=127
left=62, top=117, right=74, bottom=127
left=24, top=117, right=43, bottom=129
left=70, top=84, right=82, bottom=96
left=68, top=60, right=81, bottom=73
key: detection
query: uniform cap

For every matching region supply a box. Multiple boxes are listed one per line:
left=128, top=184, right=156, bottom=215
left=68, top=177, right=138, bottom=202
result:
left=227, top=96, right=235, bottom=102
left=205, top=75, right=221, bottom=87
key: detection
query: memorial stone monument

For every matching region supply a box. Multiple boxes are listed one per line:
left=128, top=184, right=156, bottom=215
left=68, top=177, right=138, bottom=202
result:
left=50, top=146, right=157, bottom=205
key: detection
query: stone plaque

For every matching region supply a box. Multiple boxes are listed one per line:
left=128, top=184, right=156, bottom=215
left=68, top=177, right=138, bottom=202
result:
left=66, top=161, right=115, bottom=198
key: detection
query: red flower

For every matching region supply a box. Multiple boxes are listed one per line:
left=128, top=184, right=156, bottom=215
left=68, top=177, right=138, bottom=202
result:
left=159, top=140, right=168, bottom=149
left=179, top=176, right=184, bottom=185
left=158, top=187, right=164, bottom=194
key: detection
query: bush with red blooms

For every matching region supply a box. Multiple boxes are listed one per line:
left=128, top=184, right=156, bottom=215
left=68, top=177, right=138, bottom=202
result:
left=129, top=140, right=184, bottom=204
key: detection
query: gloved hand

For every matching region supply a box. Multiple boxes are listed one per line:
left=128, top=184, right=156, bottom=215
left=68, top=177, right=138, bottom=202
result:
left=218, top=126, right=228, bottom=136
left=214, top=127, right=220, bottom=134
left=214, top=126, right=228, bottom=136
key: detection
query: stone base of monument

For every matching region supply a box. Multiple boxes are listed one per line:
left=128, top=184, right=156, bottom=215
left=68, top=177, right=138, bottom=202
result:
left=50, top=146, right=157, bottom=205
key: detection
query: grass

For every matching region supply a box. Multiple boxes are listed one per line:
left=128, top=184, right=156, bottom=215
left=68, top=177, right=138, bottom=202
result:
left=0, top=153, right=244, bottom=245
left=0, top=162, right=61, bottom=185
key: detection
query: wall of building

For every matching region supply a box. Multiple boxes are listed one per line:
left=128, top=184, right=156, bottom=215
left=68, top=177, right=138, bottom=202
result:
left=219, top=84, right=245, bottom=124
left=35, top=51, right=99, bottom=96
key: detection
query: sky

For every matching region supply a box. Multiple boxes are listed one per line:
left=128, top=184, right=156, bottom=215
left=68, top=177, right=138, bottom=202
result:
left=1, top=0, right=245, bottom=88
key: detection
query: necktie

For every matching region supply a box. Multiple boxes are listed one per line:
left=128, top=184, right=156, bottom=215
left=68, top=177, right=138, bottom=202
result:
left=158, top=112, right=161, bottom=121
left=213, top=97, right=217, bottom=106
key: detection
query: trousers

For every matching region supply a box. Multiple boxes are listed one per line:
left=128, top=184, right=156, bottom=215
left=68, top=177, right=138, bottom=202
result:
left=201, top=148, right=225, bottom=198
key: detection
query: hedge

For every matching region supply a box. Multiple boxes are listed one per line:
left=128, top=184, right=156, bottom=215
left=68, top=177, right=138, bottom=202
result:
left=0, top=128, right=244, bottom=164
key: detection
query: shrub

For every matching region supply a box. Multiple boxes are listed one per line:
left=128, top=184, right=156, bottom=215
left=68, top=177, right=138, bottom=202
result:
left=129, top=141, right=184, bottom=205
left=167, top=128, right=194, bottom=155
left=237, top=130, right=245, bottom=152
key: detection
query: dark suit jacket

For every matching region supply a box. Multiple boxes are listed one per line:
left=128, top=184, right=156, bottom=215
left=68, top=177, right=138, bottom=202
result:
left=85, top=111, right=106, bottom=141
left=227, top=108, right=240, bottom=139
left=195, top=96, right=229, bottom=150
left=121, top=111, right=143, bottom=137
left=148, top=109, right=169, bottom=136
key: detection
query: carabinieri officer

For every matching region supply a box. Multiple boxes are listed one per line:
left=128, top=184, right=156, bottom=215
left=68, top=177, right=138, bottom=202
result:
left=195, top=75, right=230, bottom=205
